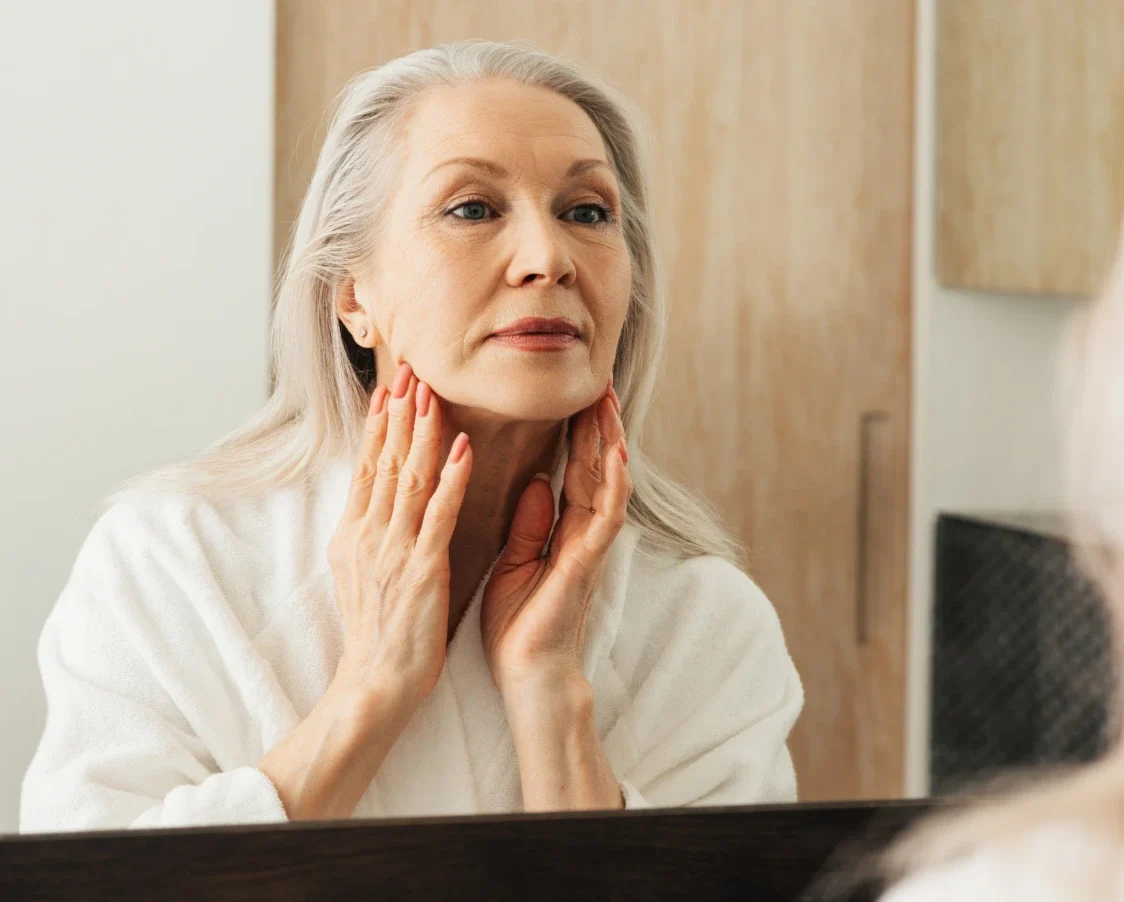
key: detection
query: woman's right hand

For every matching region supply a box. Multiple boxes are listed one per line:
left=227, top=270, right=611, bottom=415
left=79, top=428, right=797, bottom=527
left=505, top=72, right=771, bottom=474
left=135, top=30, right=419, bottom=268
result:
left=259, top=361, right=471, bottom=821
left=327, top=361, right=473, bottom=711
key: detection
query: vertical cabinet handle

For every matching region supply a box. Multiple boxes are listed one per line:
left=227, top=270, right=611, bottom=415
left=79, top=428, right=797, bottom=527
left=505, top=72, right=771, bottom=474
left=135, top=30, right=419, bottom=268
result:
left=856, top=411, right=888, bottom=645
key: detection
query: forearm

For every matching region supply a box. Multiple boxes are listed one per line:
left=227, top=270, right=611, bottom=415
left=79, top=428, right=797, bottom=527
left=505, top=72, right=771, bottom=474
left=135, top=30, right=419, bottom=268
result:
left=258, top=676, right=415, bottom=821
left=503, top=674, right=624, bottom=812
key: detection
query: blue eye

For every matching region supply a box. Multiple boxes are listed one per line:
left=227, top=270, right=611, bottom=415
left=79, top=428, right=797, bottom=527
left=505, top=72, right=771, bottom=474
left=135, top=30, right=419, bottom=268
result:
left=564, top=204, right=613, bottom=225
left=450, top=200, right=491, bottom=221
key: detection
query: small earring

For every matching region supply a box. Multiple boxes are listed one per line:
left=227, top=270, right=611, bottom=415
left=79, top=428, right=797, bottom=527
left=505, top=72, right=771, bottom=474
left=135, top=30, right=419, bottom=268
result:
left=359, top=328, right=368, bottom=339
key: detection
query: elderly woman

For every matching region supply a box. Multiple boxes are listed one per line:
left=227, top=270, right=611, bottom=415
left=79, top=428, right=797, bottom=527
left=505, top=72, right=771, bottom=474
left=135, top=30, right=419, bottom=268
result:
left=20, top=40, right=802, bottom=831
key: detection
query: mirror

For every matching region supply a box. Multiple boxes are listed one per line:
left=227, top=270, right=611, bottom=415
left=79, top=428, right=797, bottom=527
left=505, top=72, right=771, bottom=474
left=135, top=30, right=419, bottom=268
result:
left=2, top=0, right=1122, bottom=839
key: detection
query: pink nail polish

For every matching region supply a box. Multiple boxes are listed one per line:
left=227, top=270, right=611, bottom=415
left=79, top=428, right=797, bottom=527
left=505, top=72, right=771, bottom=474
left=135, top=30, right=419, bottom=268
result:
left=416, top=382, right=432, bottom=417
left=391, top=362, right=412, bottom=398
left=449, top=432, right=469, bottom=463
left=370, top=384, right=388, bottom=414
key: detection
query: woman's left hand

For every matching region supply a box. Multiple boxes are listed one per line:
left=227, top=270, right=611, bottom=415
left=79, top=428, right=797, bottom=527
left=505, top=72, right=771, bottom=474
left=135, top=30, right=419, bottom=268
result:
left=481, top=380, right=631, bottom=696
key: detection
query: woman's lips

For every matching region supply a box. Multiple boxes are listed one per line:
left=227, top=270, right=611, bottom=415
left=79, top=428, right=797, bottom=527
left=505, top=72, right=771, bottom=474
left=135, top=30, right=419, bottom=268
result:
left=487, top=332, right=579, bottom=351
left=488, top=317, right=580, bottom=351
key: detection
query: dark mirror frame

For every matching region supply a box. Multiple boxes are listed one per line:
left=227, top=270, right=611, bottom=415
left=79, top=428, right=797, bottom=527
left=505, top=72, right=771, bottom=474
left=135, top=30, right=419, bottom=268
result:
left=0, top=799, right=936, bottom=901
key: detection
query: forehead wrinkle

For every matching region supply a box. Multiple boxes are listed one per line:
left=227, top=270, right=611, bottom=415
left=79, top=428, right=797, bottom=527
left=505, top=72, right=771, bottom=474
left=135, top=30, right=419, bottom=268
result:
left=426, top=149, right=615, bottom=196
left=416, top=111, right=606, bottom=161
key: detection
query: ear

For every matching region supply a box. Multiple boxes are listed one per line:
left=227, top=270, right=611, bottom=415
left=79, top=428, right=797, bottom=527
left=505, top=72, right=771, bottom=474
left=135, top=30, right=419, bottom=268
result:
left=335, top=277, right=380, bottom=347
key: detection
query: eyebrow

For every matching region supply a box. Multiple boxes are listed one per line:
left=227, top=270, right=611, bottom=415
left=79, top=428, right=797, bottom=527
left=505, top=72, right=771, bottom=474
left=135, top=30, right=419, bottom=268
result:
left=423, top=156, right=614, bottom=183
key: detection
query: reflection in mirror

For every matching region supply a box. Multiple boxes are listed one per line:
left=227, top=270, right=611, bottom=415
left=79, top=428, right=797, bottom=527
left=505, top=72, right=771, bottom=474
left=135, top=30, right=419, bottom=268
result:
left=14, top=11, right=821, bottom=833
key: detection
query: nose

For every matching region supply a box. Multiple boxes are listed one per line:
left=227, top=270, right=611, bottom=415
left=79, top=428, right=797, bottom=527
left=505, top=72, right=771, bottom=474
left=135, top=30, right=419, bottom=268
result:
left=503, top=207, right=577, bottom=289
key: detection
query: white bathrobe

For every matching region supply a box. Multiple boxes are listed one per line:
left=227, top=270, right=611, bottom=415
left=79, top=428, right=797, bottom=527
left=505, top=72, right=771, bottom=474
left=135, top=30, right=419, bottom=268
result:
left=20, top=439, right=803, bottom=832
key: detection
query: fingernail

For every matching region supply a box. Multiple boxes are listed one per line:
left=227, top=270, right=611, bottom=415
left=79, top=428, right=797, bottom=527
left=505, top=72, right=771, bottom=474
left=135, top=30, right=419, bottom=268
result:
left=619, top=437, right=629, bottom=464
left=449, top=432, right=469, bottom=463
left=391, top=362, right=412, bottom=398
left=533, top=472, right=550, bottom=482
left=416, top=381, right=432, bottom=417
left=371, top=384, right=388, bottom=414
left=610, top=387, right=622, bottom=413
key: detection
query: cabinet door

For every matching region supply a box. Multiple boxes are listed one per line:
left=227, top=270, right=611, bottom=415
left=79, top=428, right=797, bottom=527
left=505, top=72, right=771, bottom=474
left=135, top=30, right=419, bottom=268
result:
left=276, top=0, right=913, bottom=801
left=938, top=0, right=1124, bottom=295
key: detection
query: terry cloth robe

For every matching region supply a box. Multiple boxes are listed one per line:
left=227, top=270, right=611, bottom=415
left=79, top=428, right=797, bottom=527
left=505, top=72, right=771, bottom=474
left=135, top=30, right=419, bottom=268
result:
left=20, top=436, right=803, bottom=832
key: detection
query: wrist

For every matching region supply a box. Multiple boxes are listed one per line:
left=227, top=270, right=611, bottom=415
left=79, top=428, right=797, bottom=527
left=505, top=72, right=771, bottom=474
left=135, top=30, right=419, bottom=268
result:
left=501, top=673, right=621, bottom=812
left=502, top=670, right=593, bottom=729
left=327, top=668, right=419, bottom=735
left=262, top=668, right=418, bottom=821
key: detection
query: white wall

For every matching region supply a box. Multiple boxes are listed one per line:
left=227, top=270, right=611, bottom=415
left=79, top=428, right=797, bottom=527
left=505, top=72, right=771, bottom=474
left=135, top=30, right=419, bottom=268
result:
left=0, top=1, right=274, bottom=831
left=905, top=0, right=1085, bottom=795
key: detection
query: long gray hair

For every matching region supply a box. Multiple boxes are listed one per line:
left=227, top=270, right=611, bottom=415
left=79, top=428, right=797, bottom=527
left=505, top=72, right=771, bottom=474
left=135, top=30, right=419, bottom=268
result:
left=106, top=39, right=744, bottom=568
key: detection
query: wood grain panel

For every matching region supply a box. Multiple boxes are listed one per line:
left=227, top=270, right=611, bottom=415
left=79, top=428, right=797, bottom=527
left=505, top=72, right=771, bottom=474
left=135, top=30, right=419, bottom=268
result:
left=938, top=0, right=1124, bottom=295
left=723, top=2, right=914, bottom=799
left=276, top=0, right=913, bottom=801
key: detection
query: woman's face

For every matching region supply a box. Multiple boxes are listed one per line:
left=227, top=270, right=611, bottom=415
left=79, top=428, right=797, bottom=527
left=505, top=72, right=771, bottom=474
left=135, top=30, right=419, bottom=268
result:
left=348, top=77, right=632, bottom=421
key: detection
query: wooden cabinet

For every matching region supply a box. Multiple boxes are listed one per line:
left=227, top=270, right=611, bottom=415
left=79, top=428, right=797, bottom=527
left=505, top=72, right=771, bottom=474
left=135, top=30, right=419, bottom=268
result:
left=938, top=0, right=1124, bottom=296
left=276, top=0, right=913, bottom=801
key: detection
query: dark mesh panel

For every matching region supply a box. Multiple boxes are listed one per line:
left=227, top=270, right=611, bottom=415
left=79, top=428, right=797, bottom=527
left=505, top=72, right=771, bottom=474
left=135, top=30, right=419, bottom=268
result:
left=931, top=513, right=1115, bottom=795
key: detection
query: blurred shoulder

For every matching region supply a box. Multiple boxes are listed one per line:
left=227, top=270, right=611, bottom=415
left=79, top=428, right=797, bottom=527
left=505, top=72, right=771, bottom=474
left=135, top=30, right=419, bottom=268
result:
left=883, top=821, right=1124, bottom=902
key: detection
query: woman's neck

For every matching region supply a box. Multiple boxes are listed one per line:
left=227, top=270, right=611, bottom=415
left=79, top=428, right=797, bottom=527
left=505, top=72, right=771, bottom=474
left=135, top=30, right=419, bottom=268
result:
left=439, top=410, right=566, bottom=640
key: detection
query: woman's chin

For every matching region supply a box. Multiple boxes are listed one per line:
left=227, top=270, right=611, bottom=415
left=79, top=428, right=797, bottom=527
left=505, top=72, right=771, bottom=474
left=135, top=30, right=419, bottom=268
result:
left=427, top=388, right=551, bottom=417
left=455, top=392, right=587, bottom=423
left=503, top=397, right=586, bottom=421
left=441, top=361, right=601, bottom=421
